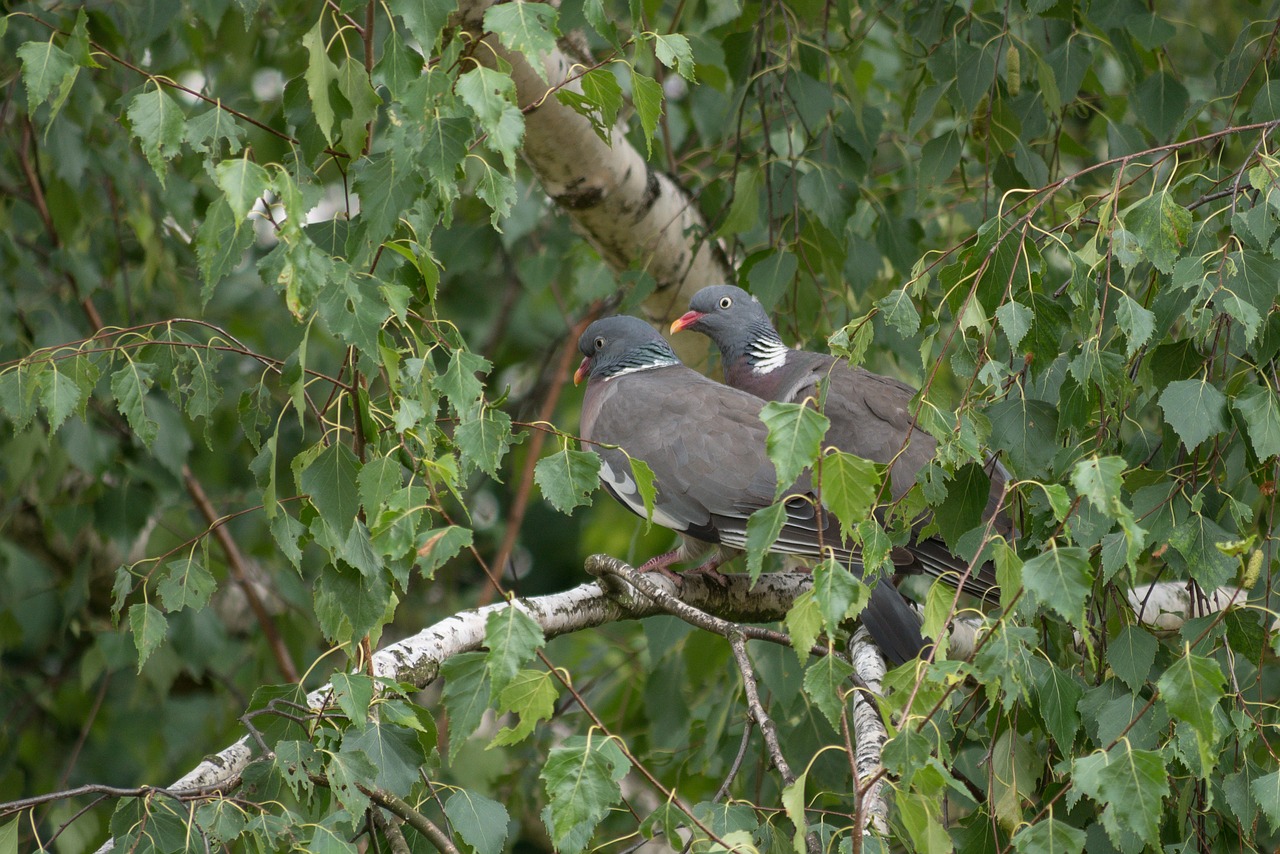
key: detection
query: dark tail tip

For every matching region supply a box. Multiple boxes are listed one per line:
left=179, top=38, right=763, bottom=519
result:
left=860, top=581, right=927, bottom=666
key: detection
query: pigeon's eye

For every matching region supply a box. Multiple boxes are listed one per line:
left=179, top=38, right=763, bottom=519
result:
left=718, top=296, right=733, bottom=309
left=594, top=336, right=606, bottom=350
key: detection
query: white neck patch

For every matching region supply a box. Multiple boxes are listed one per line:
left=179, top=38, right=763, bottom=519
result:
left=749, top=340, right=789, bottom=375
left=604, top=358, right=678, bottom=380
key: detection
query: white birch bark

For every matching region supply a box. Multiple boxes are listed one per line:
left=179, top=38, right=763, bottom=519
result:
left=92, top=559, right=1252, bottom=853
left=452, top=0, right=734, bottom=337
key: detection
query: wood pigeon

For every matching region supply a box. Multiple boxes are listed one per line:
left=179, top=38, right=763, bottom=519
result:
left=672, top=285, right=1010, bottom=601
left=575, top=315, right=928, bottom=664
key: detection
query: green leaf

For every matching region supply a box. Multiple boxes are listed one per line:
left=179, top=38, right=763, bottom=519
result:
left=1133, top=71, right=1189, bottom=145
left=299, top=441, right=362, bottom=538
left=817, top=451, right=880, bottom=540
left=474, top=158, right=518, bottom=225
left=760, top=401, right=829, bottom=498
left=215, top=157, right=272, bottom=223
left=1234, top=384, right=1280, bottom=459
left=129, top=602, right=167, bottom=670
left=811, top=558, right=868, bottom=631
left=342, top=720, right=424, bottom=795
left=541, top=736, right=630, bottom=851
left=484, top=606, right=546, bottom=697
left=157, top=556, right=216, bottom=612
left=303, top=21, right=340, bottom=145
left=986, top=397, right=1058, bottom=476
left=17, top=40, right=77, bottom=117
left=897, top=789, right=950, bottom=854
left=1071, top=745, right=1169, bottom=848
left=484, top=3, right=560, bottom=82
left=747, top=249, right=798, bottom=314
left=0, top=367, right=40, bottom=431
left=457, top=66, right=525, bottom=169
left=995, top=300, right=1033, bottom=352
left=784, top=589, right=822, bottom=663
left=534, top=447, right=601, bottom=514
left=877, top=287, right=921, bottom=338
left=40, top=364, right=81, bottom=434
left=1114, top=293, right=1155, bottom=358
left=919, top=129, right=962, bottom=190
left=126, top=86, right=187, bottom=185
left=715, top=169, right=760, bottom=237
left=802, top=653, right=853, bottom=729
left=991, top=728, right=1040, bottom=830
left=1035, top=662, right=1082, bottom=749
left=196, top=197, right=255, bottom=301
left=935, top=462, right=991, bottom=551
left=627, top=457, right=658, bottom=526
left=435, top=349, right=491, bottom=415
left=417, top=526, right=474, bottom=578
left=1252, top=770, right=1280, bottom=832
left=312, top=562, right=393, bottom=644
left=1168, top=513, right=1237, bottom=588
left=630, top=70, right=663, bottom=157
left=745, top=502, right=788, bottom=584
left=491, top=668, right=558, bottom=746
left=422, top=112, right=470, bottom=201
left=358, top=455, right=404, bottom=517
left=445, top=790, right=511, bottom=854
left=390, top=0, right=452, bottom=52
left=1123, top=191, right=1191, bottom=274
left=1069, top=455, right=1128, bottom=521
left=455, top=406, right=516, bottom=479
left=352, top=149, right=425, bottom=249
left=1021, top=545, right=1092, bottom=625
left=1010, top=815, right=1085, bottom=854
left=781, top=771, right=808, bottom=853
left=331, top=672, right=375, bottom=727
left=1157, top=645, right=1225, bottom=772
left=325, top=747, right=376, bottom=816
left=110, top=361, right=159, bottom=447
left=441, top=652, right=491, bottom=762
left=1159, top=379, right=1229, bottom=451
left=185, top=107, right=246, bottom=155
left=1107, top=625, right=1156, bottom=692
left=650, top=32, right=696, bottom=81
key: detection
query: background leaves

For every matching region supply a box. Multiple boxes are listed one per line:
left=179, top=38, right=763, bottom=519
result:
left=1, top=1, right=1278, bottom=853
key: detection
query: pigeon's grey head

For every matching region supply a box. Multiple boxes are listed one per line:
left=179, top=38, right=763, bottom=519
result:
left=671, top=285, right=782, bottom=362
left=574, top=316, right=679, bottom=385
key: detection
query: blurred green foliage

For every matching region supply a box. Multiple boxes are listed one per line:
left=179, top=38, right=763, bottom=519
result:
left=2, top=0, right=1279, bottom=852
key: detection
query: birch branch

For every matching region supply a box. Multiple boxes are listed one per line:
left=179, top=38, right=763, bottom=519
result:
left=84, top=560, right=1253, bottom=852
left=451, top=0, right=734, bottom=341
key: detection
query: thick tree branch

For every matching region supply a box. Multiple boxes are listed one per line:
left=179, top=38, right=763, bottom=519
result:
left=451, top=0, right=734, bottom=345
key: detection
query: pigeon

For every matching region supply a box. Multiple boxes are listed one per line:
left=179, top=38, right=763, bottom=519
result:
left=575, top=315, right=927, bottom=664
left=672, top=284, right=1010, bottom=600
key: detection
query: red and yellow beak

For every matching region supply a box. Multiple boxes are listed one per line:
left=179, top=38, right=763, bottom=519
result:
left=670, top=310, right=704, bottom=333
left=573, top=357, right=591, bottom=386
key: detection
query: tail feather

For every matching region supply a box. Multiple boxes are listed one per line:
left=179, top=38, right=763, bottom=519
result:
left=860, top=581, right=928, bottom=665
left=906, top=537, right=1001, bottom=602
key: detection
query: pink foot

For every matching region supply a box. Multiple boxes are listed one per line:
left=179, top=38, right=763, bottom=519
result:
left=637, top=550, right=684, bottom=584
left=682, top=554, right=730, bottom=588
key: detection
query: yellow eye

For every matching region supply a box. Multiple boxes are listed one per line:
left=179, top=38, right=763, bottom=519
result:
left=719, top=296, right=733, bottom=309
